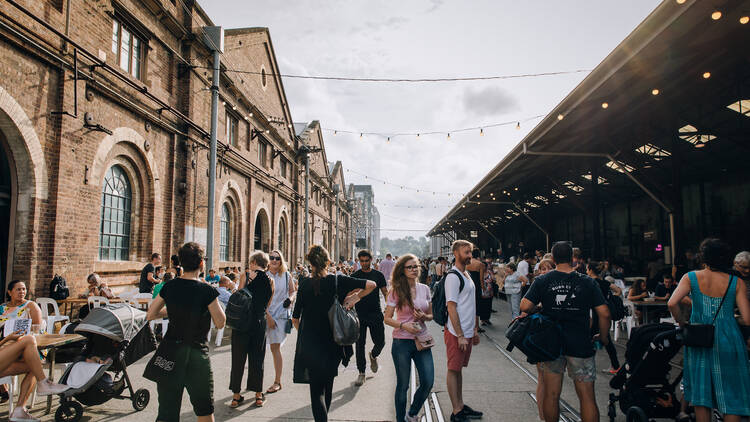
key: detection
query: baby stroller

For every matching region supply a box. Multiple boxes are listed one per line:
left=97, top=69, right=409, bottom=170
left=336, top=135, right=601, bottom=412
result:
left=608, top=323, right=683, bottom=422
left=53, top=304, right=156, bottom=422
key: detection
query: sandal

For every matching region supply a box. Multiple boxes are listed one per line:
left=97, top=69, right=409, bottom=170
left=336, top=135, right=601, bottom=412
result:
left=255, top=393, right=265, bottom=407
left=266, top=382, right=282, bottom=394
left=230, top=395, right=244, bottom=408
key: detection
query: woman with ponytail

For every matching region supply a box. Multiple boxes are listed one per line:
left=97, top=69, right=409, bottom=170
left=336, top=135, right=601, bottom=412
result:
left=292, top=245, right=376, bottom=422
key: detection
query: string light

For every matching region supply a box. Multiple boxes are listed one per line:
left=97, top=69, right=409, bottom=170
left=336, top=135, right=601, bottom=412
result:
left=195, top=66, right=592, bottom=83
left=360, top=133, right=363, bottom=139
left=711, top=10, right=722, bottom=20
left=480, top=128, right=484, bottom=136
left=652, top=89, right=660, bottom=95
left=387, top=137, right=391, bottom=143
left=447, top=133, right=451, bottom=140
left=702, top=72, right=711, bottom=79
left=334, top=130, right=337, bottom=135
left=557, top=114, right=564, bottom=120
left=601, top=102, right=609, bottom=109
left=516, top=122, right=520, bottom=130
left=741, top=16, right=749, bottom=24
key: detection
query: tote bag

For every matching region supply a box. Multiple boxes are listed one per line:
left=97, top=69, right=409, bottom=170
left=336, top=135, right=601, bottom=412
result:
left=328, top=274, right=360, bottom=346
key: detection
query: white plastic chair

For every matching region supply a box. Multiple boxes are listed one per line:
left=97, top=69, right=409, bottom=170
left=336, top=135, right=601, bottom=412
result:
left=0, top=375, right=18, bottom=414
left=36, top=297, right=70, bottom=334
left=87, top=296, right=109, bottom=309
left=659, top=316, right=677, bottom=325
left=150, top=318, right=168, bottom=337
left=118, top=288, right=139, bottom=300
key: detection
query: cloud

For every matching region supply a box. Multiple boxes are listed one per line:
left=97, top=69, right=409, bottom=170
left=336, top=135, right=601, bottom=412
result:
left=462, top=86, right=519, bottom=118
left=426, top=0, right=445, bottom=13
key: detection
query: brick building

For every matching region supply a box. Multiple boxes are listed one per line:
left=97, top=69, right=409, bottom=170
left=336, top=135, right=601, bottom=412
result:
left=0, top=0, right=350, bottom=296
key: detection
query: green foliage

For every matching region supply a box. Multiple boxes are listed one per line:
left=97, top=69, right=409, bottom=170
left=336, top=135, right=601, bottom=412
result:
left=379, top=236, right=430, bottom=258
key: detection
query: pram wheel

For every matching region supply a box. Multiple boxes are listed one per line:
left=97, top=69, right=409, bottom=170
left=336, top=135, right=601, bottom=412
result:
left=132, top=388, right=150, bottom=411
left=55, top=401, right=83, bottom=422
left=626, top=406, right=648, bottom=422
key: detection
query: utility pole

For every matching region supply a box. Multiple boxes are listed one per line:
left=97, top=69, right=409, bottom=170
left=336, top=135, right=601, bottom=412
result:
left=203, top=26, right=223, bottom=270
left=333, top=184, right=340, bottom=260
left=298, top=142, right=321, bottom=254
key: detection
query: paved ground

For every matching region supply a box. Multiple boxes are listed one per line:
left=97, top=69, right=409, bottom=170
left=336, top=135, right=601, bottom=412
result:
left=3, top=296, right=669, bottom=421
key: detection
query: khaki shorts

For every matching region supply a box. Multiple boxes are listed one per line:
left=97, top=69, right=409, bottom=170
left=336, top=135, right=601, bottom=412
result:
left=540, top=355, right=596, bottom=382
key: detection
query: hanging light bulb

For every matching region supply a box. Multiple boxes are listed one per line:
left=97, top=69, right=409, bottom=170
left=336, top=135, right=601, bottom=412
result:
left=333, top=130, right=337, bottom=135
left=702, top=72, right=711, bottom=79
left=711, top=10, right=722, bottom=20
left=557, top=114, right=564, bottom=120
left=516, top=122, right=521, bottom=130
left=741, top=16, right=749, bottom=24
left=360, top=133, right=363, bottom=139
left=249, top=113, right=253, bottom=117
left=232, top=105, right=237, bottom=110
left=417, top=133, right=420, bottom=138
left=447, top=133, right=451, bottom=140
left=652, top=89, right=660, bottom=96
left=601, top=102, right=609, bottom=109
left=480, top=128, right=484, bottom=136
left=387, top=137, right=390, bottom=143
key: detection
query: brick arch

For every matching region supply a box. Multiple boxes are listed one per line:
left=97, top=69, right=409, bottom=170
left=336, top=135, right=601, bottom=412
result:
left=218, top=179, right=245, bottom=262
left=252, top=202, right=271, bottom=253
left=276, top=207, right=290, bottom=257
left=0, top=84, right=48, bottom=202
left=89, top=127, right=161, bottom=202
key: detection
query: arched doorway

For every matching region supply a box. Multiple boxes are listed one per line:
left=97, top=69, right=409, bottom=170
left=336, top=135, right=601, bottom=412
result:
left=277, top=214, right=287, bottom=258
left=0, top=136, right=13, bottom=296
left=254, top=209, right=270, bottom=252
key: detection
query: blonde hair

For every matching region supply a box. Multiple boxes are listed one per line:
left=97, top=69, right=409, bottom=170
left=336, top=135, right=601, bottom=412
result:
left=270, top=249, right=288, bottom=274
left=249, top=250, right=269, bottom=269
left=538, top=259, right=555, bottom=272
left=451, top=239, right=473, bottom=254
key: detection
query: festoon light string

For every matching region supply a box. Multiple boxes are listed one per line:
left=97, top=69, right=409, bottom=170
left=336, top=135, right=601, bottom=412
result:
left=346, top=168, right=464, bottom=197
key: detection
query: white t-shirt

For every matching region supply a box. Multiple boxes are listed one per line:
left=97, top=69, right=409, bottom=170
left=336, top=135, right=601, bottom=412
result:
left=516, top=260, right=529, bottom=277
left=444, top=266, right=476, bottom=338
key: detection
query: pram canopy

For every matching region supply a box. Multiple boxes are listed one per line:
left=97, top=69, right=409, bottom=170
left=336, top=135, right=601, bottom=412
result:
left=75, top=304, right=147, bottom=342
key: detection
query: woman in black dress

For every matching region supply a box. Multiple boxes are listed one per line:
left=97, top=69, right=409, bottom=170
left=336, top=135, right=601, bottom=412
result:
left=292, top=245, right=376, bottom=422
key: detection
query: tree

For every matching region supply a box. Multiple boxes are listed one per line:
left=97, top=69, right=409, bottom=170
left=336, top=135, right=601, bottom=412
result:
left=379, top=236, right=430, bottom=258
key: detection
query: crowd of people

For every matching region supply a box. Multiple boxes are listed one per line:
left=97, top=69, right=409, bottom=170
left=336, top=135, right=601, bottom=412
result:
left=1, top=234, right=749, bottom=422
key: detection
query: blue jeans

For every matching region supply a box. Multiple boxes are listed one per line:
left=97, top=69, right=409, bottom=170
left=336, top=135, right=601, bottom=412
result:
left=509, top=292, right=522, bottom=320
left=391, top=338, right=434, bottom=421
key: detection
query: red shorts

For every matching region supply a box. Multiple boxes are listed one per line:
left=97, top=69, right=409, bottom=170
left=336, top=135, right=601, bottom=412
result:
left=444, top=329, right=473, bottom=371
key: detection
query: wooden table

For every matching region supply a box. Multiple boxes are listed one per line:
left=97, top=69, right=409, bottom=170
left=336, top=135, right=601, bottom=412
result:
left=36, top=333, right=86, bottom=414
left=57, top=298, right=125, bottom=318
left=630, top=300, right=669, bottom=323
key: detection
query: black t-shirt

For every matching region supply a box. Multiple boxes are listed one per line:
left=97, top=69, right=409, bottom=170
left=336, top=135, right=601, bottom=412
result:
left=139, top=263, right=155, bottom=293
left=655, top=283, right=676, bottom=298
left=246, top=271, right=274, bottom=318
left=595, top=278, right=611, bottom=300
left=159, top=277, right=219, bottom=348
left=524, top=270, right=606, bottom=358
left=351, top=269, right=387, bottom=316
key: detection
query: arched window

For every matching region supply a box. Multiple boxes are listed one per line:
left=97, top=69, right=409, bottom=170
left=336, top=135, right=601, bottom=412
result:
left=220, top=203, right=231, bottom=261
left=99, top=165, right=131, bottom=261
left=278, top=216, right=286, bottom=256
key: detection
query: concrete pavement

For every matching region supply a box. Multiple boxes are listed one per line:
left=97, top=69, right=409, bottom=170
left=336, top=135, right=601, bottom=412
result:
left=6, top=295, right=649, bottom=421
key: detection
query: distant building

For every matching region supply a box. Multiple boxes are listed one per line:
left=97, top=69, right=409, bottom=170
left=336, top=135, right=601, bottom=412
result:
left=349, top=185, right=380, bottom=255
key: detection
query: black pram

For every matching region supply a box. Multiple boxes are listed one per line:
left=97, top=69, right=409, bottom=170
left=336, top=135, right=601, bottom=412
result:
left=53, top=304, right=156, bottom=422
left=608, top=323, right=683, bottom=422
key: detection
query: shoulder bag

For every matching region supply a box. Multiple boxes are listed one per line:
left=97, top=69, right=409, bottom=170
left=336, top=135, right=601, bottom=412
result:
left=681, top=276, right=732, bottom=348
left=143, top=339, right=181, bottom=382
left=284, top=273, right=293, bottom=334
left=328, top=274, right=360, bottom=345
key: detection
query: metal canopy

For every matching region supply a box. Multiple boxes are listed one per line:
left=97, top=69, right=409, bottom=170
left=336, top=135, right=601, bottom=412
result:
left=429, top=0, right=750, bottom=240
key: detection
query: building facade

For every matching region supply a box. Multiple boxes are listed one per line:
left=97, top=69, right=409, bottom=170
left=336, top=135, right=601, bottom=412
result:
left=0, top=0, right=350, bottom=296
left=349, top=184, right=380, bottom=256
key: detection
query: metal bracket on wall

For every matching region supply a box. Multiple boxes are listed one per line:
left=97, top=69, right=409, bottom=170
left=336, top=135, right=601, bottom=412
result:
left=51, top=49, right=79, bottom=118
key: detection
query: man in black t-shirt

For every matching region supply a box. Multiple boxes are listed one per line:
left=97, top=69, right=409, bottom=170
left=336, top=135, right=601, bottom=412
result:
left=654, top=273, right=677, bottom=301
left=351, top=249, right=388, bottom=387
left=139, top=253, right=162, bottom=293
left=521, top=242, right=610, bottom=422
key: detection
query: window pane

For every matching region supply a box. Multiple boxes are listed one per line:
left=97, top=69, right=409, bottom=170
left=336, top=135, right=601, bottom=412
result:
left=99, top=165, right=132, bottom=261
left=132, top=37, right=141, bottom=78
left=120, top=28, right=130, bottom=72
left=112, top=20, right=119, bottom=55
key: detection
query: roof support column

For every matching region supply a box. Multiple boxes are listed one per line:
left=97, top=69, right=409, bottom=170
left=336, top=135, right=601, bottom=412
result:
left=591, top=164, right=602, bottom=260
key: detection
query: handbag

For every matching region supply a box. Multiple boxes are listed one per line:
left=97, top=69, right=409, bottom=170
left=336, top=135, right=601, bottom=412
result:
left=682, top=276, right=732, bottom=348
left=143, top=339, right=181, bottom=383
left=414, top=325, right=434, bottom=351
left=328, top=274, right=360, bottom=346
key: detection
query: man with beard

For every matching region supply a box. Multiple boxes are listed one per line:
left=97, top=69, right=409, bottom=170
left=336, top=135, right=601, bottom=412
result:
left=445, top=240, right=483, bottom=421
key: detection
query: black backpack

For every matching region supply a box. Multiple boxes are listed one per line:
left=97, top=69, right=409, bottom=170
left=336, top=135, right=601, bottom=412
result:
left=607, top=294, right=627, bottom=321
left=432, top=269, right=463, bottom=327
left=225, top=287, right=255, bottom=332
left=49, top=274, right=70, bottom=300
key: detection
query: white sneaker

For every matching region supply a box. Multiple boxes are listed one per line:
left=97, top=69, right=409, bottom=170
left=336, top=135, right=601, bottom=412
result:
left=9, top=407, right=40, bottom=422
left=36, top=378, right=69, bottom=396
left=369, top=351, right=379, bottom=373
left=354, top=373, right=366, bottom=387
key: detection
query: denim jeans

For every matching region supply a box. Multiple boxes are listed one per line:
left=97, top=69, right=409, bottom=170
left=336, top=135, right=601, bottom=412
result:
left=391, top=338, right=434, bottom=422
left=509, top=292, right=522, bottom=320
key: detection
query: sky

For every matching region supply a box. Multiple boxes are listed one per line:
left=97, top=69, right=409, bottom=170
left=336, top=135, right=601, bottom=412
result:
left=201, top=0, right=661, bottom=239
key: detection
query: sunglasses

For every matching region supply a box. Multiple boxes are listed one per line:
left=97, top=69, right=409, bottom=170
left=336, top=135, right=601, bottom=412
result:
left=269, top=256, right=281, bottom=261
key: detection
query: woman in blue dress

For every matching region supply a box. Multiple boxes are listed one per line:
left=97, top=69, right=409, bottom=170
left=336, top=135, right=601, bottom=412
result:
left=669, top=238, right=750, bottom=422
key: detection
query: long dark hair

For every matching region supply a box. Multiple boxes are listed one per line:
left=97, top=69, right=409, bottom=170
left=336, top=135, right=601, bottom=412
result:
left=390, top=254, right=419, bottom=311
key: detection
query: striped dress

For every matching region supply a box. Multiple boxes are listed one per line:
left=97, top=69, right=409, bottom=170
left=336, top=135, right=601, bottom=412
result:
left=683, top=272, right=750, bottom=416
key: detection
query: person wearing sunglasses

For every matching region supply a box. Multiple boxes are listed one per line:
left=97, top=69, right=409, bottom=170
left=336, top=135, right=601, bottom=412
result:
left=264, top=250, right=296, bottom=395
